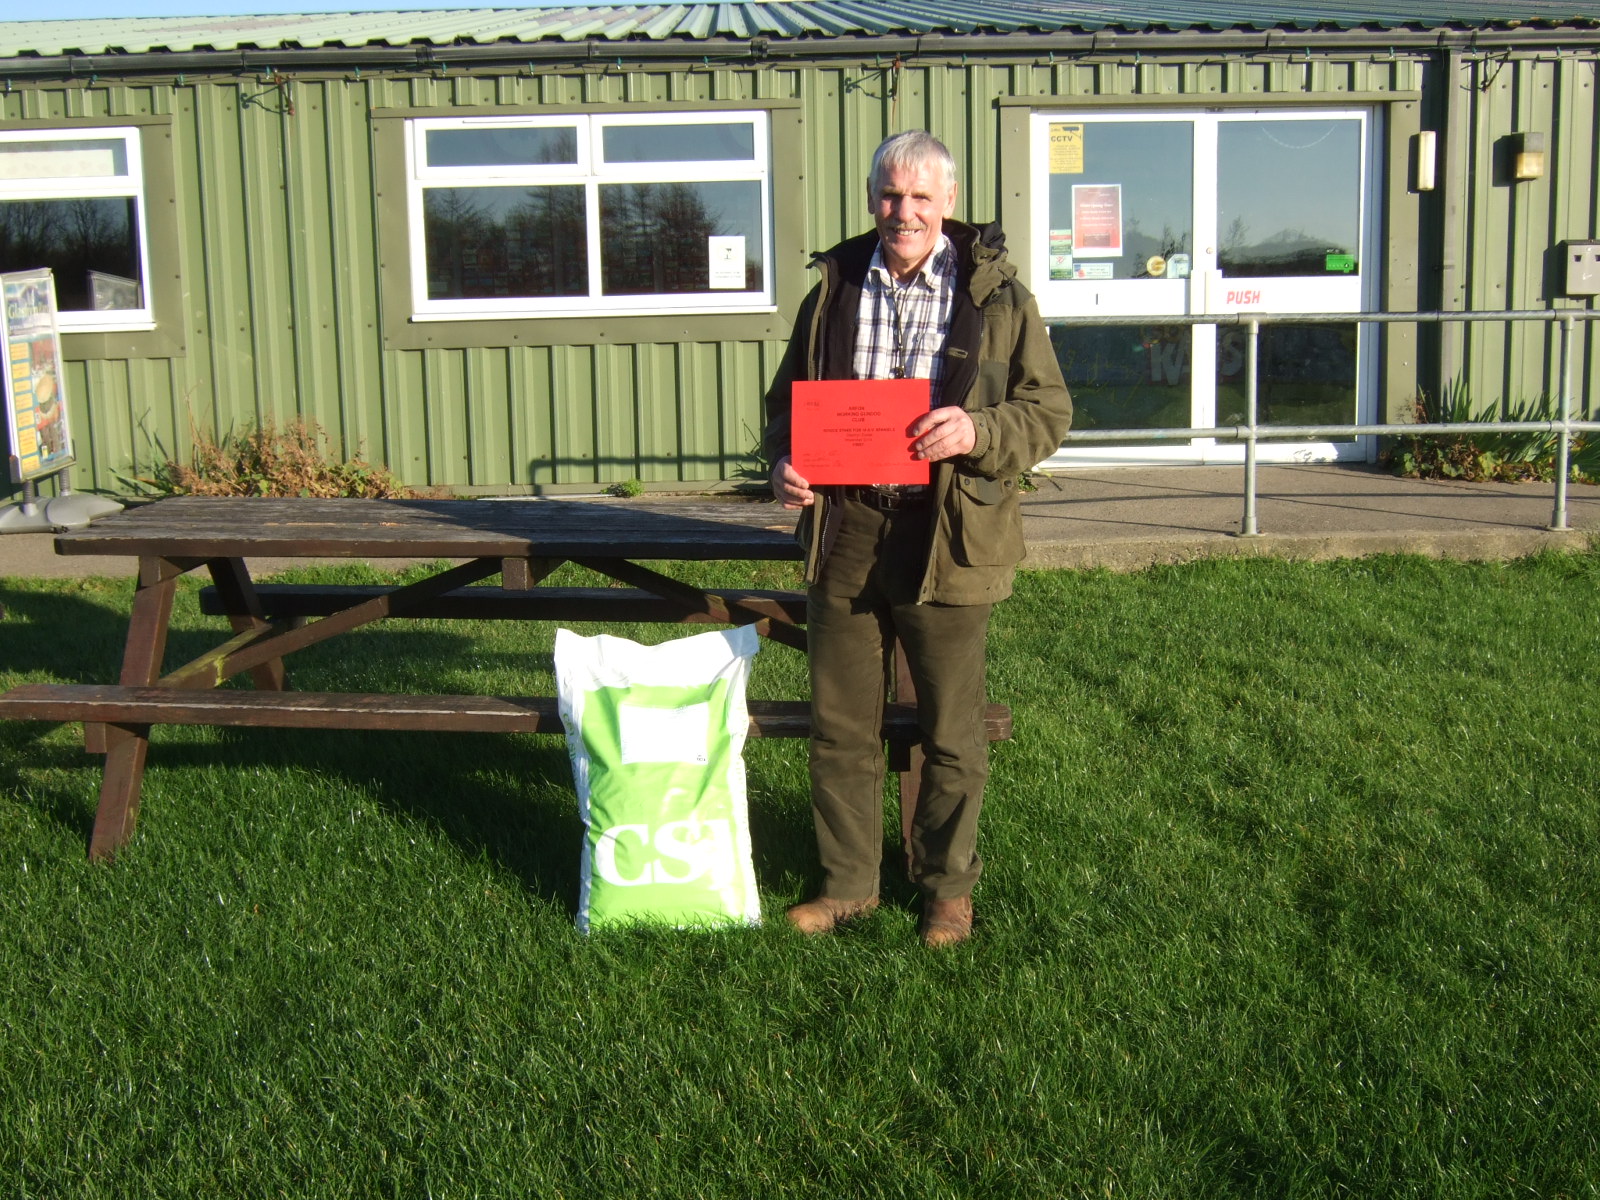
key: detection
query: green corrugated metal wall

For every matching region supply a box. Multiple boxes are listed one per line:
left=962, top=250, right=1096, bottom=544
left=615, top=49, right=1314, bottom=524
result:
left=3, top=48, right=1596, bottom=497
left=1452, top=53, right=1600, bottom=416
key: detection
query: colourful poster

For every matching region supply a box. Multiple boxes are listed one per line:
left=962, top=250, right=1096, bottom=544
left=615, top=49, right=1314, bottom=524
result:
left=1071, top=184, right=1124, bottom=257
left=2, top=270, right=74, bottom=484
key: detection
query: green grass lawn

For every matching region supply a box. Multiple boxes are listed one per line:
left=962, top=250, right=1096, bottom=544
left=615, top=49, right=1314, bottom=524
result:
left=2, top=552, right=1597, bottom=1198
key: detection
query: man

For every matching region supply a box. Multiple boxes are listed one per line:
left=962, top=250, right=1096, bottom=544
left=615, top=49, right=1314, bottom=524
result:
left=762, top=129, right=1072, bottom=947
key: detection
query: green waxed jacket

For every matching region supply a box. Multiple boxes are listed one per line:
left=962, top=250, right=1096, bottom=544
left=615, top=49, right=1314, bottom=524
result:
left=761, top=219, right=1073, bottom=606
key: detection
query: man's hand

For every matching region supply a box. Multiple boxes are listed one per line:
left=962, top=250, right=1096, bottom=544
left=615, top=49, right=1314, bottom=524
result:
left=908, top=406, right=976, bottom=462
left=770, top=455, right=815, bottom=509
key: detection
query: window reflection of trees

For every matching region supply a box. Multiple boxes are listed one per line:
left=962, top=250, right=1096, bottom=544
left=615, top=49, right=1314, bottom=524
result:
left=0, top=198, right=139, bottom=310
left=602, top=183, right=714, bottom=294
left=1217, top=120, right=1360, bottom=278
left=1220, top=214, right=1356, bottom=278
left=600, top=181, right=759, bottom=296
left=426, top=181, right=763, bottom=300
left=1127, top=224, right=1188, bottom=279
left=424, top=186, right=587, bottom=300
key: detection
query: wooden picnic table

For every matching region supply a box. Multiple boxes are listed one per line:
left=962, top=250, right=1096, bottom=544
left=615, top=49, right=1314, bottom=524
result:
left=0, top=496, right=1011, bottom=862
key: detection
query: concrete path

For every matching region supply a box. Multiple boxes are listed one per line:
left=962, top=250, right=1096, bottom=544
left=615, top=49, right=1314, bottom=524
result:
left=1015, top=464, right=1597, bottom=570
left=0, top=464, right=1594, bottom=579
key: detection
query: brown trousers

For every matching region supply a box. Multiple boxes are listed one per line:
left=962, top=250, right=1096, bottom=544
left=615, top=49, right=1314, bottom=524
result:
left=807, top=496, right=993, bottom=902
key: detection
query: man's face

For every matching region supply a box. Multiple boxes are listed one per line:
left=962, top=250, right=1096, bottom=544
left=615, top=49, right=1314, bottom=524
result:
left=870, top=157, right=957, bottom=280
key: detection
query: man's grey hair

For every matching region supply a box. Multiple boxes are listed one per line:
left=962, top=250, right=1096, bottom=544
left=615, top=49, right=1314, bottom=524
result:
left=867, top=130, right=957, bottom=198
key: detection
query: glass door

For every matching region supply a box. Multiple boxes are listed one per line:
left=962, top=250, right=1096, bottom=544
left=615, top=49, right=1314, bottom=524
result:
left=1030, top=109, right=1377, bottom=465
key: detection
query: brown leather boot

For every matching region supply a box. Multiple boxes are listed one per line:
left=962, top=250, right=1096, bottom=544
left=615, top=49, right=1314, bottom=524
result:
left=919, top=896, right=973, bottom=948
left=785, top=896, right=879, bottom=935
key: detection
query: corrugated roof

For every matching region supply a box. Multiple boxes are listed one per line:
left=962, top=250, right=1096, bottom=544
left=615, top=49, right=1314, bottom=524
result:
left=2, top=1, right=1598, bottom=58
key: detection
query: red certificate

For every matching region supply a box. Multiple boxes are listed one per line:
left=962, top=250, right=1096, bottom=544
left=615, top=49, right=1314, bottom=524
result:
left=790, top=378, right=931, bottom=485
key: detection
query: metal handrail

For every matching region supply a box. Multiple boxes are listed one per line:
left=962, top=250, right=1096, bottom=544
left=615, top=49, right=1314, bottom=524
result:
left=1044, top=309, right=1600, bottom=534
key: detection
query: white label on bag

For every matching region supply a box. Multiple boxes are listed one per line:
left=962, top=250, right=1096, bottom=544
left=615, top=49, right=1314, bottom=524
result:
left=619, top=701, right=710, bottom=764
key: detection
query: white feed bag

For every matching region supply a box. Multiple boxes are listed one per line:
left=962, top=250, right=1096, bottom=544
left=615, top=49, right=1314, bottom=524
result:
left=554, top=624, right=761, bottom=932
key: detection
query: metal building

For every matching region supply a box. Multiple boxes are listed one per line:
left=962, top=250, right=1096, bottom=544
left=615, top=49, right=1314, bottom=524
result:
left=2, top=2, right=1597, bottom=496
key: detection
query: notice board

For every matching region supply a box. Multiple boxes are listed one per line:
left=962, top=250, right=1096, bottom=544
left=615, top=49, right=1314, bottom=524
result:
left=2, top=269, right=74, bottom=484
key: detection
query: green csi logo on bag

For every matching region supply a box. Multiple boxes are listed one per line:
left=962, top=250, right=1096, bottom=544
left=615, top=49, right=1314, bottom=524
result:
left=593, top=810, right=737, bottom=888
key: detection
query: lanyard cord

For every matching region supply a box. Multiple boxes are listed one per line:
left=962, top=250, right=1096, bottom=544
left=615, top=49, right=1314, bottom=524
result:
left=884, top=278, right=912, bottom=379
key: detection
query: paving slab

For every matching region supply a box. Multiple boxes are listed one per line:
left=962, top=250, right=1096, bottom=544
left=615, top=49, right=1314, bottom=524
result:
left=0, top=464, right=1594, bottom=580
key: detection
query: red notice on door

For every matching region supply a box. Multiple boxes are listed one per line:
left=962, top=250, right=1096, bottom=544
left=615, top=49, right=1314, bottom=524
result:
left=1071, top=184, right=1123, bottom=257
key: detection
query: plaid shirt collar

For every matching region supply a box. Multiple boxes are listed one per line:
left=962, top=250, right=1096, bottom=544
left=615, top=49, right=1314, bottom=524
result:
left=866, top=234, right=956, bottom=293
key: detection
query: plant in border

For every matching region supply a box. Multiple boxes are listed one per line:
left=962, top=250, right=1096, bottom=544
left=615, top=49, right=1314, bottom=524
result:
left=1383, top=379, right=1597, bottom=483
left=123, top=417, right=421, bottom=499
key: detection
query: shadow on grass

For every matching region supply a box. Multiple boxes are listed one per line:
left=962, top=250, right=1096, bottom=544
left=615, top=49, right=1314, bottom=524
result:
left=229, top=726, right=590, bottom=910
left=0, top=723, right=102, bottom=844
left=103, top=727, right=817, bottom=916
left=0, top=581, right=545, bottom=689
left=0, top=585, right=140, bottom=681
left=1, top=577, right=822, bottom=910
left=4, top=711, right=819, bottom=920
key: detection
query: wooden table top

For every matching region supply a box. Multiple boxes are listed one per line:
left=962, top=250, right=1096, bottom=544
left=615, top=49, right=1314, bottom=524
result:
left=53, top=496, right=803, bottom=562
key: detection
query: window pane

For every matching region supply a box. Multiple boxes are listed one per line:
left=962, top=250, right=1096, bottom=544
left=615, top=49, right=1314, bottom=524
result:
left=1218, top=120, right=1361, bottom=278
left=1047, top=122, right=1191, bottom=281
left=0, top=197, right=141, bottom=310
left=1051, top=323, right=1191, bottom=435
left=423, top=186, right=588, bottom=300
left=425, top=126, right=577, bottom=168
left=602, top=123, right=754, bottom=164
left=1216, top=322, right=1357, bottom=437
left=0, top=138, right=128, bottom=180
left=599, top=181, right=763, bottom=295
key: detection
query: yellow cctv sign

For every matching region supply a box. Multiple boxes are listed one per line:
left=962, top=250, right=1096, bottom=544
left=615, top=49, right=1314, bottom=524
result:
left=1049, top=123, right=1084, bottom=174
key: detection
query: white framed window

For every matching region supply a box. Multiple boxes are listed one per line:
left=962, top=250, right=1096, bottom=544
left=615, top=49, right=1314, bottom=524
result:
left=0, top=126, right=154, bottom=331
left=405, top=111, right=774, bottom=321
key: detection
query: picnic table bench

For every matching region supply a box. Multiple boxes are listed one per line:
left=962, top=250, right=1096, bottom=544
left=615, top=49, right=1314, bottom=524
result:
left=0, top=496, right=1012, bottom=861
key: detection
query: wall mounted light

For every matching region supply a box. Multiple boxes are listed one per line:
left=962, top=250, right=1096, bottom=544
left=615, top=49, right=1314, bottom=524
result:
left=1414, top=130, right=1437, bottom=191
left=1513, top=131, right=1546, bottom=181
